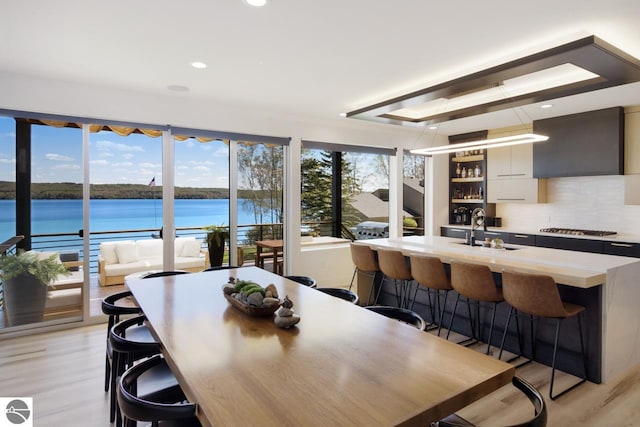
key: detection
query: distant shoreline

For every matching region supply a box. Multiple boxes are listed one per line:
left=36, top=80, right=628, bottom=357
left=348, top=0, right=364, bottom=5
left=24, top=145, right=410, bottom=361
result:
left=0, top=181, right=271, bottom=200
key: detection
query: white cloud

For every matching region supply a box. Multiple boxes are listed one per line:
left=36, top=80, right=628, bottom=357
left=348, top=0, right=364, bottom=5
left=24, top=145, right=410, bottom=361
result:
left=139, top=162, right=160, bottom=168
left=112, top=162, right=134, bottom=167
left=90, top=159, right=110, bottom=165
left=45, top=153, right=74, bottom=161
left=99, top=152, right=114, bottom=158
left=193, top=166, right=210, bottom=172
left=0, top=158, right=16, bottom=164
left=122, top=153, right=134, bottom=160
left=95, top=140, right=145, bottom=153
left=52, top=164, right=81, bottom=170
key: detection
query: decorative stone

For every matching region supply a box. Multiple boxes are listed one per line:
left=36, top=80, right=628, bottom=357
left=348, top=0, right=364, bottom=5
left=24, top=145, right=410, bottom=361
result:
left=282, top=295, right=293, bottom=309
left=247, top=292, right=264, bottom=307
left=277, top=307, right=294, bottom=317
left=274, top=314, right=300, bottom=329
left=263, top=297, right=280, bottom=307
left=264, top=284, right=278, bottom=299
left=223, top=284, right=235, bottom=295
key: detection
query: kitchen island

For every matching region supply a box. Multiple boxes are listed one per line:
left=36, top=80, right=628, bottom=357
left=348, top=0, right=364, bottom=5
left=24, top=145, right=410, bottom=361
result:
left=355, top=235, right=640, bottom=383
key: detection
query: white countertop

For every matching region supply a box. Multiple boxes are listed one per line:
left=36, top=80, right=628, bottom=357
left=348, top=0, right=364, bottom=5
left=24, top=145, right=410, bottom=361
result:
left=356, top=235, right=640, bottom=288
left=441, top=224, right=640, bottom=243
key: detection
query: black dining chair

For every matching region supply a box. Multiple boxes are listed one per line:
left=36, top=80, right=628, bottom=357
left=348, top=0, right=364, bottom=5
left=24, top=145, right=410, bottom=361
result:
left=317, top=287, right=359, bottom=304
left=365, top=305, right=426, bottom=330
left=118, top=354, right=201, bottom=427
left=110, top=315, right=183, bottom=427
left=431, top=376, right=547, bottom=427
left=284, top=275, right=317, bottom=288
left=140, top=270, right=191, bottom=279
left=101, top=291, right=142, bottom=418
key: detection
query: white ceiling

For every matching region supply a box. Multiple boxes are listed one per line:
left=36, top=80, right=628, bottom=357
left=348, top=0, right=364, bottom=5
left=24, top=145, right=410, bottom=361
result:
left=2, top=0, right=640, bottom=136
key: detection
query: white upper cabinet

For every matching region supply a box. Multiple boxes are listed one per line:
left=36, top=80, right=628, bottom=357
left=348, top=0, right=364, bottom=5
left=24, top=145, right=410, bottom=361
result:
left=487, top=143, right=533, bottom=179
left=487, top=125, right=546, bottom=203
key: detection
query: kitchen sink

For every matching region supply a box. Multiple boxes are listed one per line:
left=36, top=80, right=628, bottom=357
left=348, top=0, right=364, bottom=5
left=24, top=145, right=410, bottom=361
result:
left=452, top=242, right=520, bottom=251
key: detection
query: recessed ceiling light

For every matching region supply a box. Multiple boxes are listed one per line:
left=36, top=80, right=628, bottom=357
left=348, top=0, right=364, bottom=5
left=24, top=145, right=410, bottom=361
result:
left=428, top=125, right=438, bottom=130
left=243, top=0, right=267, bottom=7
left=339, top=112, right=347, bottom=117
left=540, top=104, right=554, bottom=109
left=190, top=61, right=207, bottom=69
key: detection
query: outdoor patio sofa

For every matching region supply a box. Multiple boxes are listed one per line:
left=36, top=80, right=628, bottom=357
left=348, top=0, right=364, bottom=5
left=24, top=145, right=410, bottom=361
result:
left=98, top=237, right=209, bottom=286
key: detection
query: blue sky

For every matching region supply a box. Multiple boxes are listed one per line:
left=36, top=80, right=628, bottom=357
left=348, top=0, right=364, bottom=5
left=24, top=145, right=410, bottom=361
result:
left=0, top=116, right=230, bottom=188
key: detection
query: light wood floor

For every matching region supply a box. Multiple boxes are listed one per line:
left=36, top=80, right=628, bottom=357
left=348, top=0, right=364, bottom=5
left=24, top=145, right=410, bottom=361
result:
left=1, top=323, right=640, bottom=426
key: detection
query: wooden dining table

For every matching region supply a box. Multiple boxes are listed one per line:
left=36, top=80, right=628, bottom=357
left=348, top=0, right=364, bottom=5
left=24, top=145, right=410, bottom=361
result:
left=255, top=239, right=284, bottom=274
left=126, top=267, right=514, bottom=427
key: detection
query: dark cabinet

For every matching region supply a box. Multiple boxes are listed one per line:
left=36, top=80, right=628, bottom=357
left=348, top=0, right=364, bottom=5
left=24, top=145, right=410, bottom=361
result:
left=602, top=241, right=640, bottom=258
left=533, top=107, right=624, bottom=178
left=440, top=227, right=468, bottom=239
left=536, top=235, right=604, bottom=253
left=510, top=233, right=536, bottom=246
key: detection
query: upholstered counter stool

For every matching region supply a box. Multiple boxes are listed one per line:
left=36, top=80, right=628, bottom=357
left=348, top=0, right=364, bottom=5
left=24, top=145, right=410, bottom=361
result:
left=409, top=254, right=454, bottom=336
left=499, top=270, right=588, bottom=400
left=349, top=243, right=382, bottom=305
left=376, top=249, right=414, bottom=309
left=448, top=261, right=503, bottom=354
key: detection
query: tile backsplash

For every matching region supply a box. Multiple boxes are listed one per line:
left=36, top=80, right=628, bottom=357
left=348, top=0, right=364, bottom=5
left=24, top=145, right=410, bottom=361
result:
left=496, top=176, right=640, bottom=236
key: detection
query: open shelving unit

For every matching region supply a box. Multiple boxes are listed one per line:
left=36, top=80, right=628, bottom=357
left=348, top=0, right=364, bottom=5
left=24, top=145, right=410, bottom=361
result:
left=448, top=132, right=495, bottom=225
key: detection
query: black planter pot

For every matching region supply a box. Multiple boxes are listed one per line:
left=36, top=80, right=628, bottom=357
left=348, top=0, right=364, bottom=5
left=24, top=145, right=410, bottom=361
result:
left=208, top=244, right=225, bottom=267
left=3, top=273, right=47, bottom=326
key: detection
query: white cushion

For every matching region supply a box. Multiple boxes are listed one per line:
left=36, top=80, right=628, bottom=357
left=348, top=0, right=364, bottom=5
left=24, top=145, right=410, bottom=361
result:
left=174, top=238, right=191, bottom=257
left=100, top=242, right=122, bottom=265
left=115, top=241, right=138, bottom=264
left=181, top=239, right=202, bottom=257
left=136, top=239, right=163, bottom=259
left=175, top=256, right=207, bottom=269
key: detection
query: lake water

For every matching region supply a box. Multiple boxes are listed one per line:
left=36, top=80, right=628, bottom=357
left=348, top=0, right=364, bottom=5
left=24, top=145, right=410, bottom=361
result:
left=0, top=199, right=270, bottom=239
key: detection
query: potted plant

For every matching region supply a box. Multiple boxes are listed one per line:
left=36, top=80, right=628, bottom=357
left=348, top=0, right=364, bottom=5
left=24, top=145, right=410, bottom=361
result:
left=204, top=225, right=230, bottom=267
left=0, top=251, right=69, bottom=326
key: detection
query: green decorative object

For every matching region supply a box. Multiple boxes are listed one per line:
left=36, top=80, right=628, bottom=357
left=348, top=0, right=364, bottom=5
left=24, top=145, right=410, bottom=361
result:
left=0, top=251, right=69, bottom=326
left=204, top=225, right=230, bottom=267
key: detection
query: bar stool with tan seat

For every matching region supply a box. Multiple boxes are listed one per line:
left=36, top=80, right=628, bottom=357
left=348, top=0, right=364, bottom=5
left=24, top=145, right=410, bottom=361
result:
left=376, top=249, right=414, bottom=309
left=447, top=261, right=503, bottom=354
left=499, top=270, right=588, bottom=400
left=349, top=243, right=382, bottom=305
left=409, top=254, right=454, bottom=336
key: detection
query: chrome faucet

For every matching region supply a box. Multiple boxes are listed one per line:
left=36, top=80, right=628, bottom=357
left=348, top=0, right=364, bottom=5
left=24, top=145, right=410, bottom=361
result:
left=469, top=207, right=486, bottom=246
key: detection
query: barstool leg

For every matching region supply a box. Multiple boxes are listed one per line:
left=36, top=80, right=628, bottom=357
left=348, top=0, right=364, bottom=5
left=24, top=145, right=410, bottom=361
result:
left=446, top=294, right=460, bottom=340
left=549, top=315, right=588, bottom=400
left=486, top=302, right=498, bottom=355
left=437, top=290, right=449, bottom=337
left=498, top=306, right=513, bottom=360
left=349, top=267, right=358, bottom=291
left=373, top=274, right=385, bottom=306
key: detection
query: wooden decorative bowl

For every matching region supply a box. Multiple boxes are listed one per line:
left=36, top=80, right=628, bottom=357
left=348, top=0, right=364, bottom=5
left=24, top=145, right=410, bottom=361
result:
left=223, top=293, right=281, bottom=317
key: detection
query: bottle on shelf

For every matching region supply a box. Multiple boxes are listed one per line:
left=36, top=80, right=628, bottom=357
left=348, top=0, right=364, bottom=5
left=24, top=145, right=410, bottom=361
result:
left=456, top=163, right=461, bottom=177
left=461, top=167, right=467, bottom=178
left=474, top=164, right=481, bottom=177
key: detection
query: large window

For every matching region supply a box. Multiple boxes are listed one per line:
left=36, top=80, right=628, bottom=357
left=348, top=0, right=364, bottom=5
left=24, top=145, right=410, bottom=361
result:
left=301, top=145, right=391, bottom=238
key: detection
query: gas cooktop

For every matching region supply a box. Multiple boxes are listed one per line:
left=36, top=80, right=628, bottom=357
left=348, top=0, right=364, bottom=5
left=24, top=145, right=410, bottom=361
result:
left=539, top=227, right=617, bottom=237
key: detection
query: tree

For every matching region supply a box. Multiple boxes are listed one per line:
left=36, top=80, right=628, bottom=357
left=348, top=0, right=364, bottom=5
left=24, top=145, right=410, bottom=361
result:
left=237, top=144, right=284, bottom=225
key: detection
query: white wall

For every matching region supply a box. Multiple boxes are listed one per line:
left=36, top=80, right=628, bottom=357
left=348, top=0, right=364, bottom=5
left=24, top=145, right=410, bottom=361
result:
left=496, top=175, right=640, bottom=237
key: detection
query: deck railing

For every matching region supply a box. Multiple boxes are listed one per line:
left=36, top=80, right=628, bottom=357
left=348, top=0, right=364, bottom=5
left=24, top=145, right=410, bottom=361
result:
left=26, top=220, right=345, bottom=274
